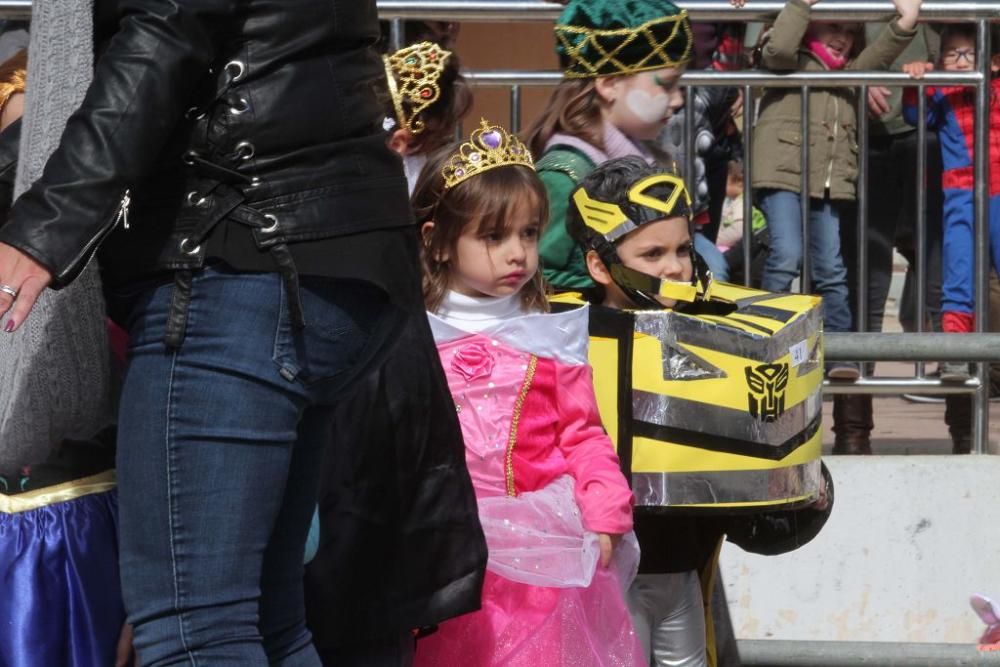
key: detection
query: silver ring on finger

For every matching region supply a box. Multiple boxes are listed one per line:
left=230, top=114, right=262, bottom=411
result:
left=0, top=284, right=17, bottom=299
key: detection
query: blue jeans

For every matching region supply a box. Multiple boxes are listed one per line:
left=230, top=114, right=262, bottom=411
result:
left=694, top=232, right=730, bottom=283
left=757, top=189, right=852, bottom=333
left=114, top=267, right=394, bottom=666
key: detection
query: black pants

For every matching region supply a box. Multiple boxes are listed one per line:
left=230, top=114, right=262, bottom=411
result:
left=317, top=634, right=414, bottom=667
left=838, top=130, right=970, bottom=440
left=840, top=131, right=943, bottom=337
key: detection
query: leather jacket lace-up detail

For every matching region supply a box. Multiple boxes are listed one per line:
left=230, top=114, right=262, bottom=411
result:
left=0, top=0, right=413, bottom=347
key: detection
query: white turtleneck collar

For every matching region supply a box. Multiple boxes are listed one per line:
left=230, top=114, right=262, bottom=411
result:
left=428, top=291, right=591, bottom=366
left=436, top=290, right=525, bottom=332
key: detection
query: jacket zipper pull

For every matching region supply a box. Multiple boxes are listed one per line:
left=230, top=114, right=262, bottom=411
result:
left=119, top=190, right=132, bottom=230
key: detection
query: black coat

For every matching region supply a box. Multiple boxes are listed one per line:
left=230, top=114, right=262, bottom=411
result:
left=304, top=301, right=487, bottom=652
left=0, top=0, right=411, bottom=288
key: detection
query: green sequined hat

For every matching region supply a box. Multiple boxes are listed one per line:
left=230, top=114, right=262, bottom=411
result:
left=555, top=0, right=694, bottom=79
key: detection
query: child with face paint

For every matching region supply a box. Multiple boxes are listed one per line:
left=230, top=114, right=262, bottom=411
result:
left=524, top=0, right=703, bottom=291
left=752, top=0, right=922, bottom=379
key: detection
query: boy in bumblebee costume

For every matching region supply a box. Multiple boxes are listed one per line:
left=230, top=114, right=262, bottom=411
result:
left=556, top=156, right=833, bottom=667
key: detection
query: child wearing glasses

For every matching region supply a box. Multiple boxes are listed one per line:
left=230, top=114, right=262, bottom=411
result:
left=903, top=24, right=1000, bottom=383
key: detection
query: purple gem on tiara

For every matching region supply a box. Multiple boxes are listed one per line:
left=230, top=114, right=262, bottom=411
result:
left=482, top=130, right=503, bottom=149
left=455, top=168, right=466, bottom=177
left=469, top=153, right=481, bottom=162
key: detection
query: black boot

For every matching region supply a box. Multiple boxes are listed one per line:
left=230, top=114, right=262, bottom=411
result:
left=832, top=395, right=874, bottom=455
left=946, top=395, right=973, bottom=454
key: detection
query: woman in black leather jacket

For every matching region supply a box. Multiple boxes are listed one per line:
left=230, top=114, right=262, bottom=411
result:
left=0, top=2, right=484, bottom=665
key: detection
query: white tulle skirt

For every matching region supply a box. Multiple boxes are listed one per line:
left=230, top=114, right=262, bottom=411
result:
left=415, top=476, right=645, bottom=666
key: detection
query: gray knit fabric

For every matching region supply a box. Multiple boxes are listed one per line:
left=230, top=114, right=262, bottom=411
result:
left=0, top=0, right=115, bottom=471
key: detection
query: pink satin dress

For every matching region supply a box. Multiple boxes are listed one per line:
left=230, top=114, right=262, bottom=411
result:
left=415, top=306, right=644, bottom=667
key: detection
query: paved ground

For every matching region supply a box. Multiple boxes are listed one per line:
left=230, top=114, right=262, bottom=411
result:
left=820, top=370, right=1000, bottom=455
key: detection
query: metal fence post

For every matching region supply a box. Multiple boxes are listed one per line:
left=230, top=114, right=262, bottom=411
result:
left=509, top=84, right=522, bottom=133
left=915, top=82, right=928, bottom=378
left=684, top=86, right=696, bottom=199
left=742, top=84, right=755, bottom=287
left=973, top=19, right=992, bottom=454
left=389, top=18, right=404, bottom=52
left=857, top=85, right=870, bottom=345
left=800, top=86, right=811, bottom=294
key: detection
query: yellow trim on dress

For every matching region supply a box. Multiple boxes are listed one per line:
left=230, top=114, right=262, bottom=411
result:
left=505, top=355, right=538, bottom=497
left=0, top=469, right=117, bottom=514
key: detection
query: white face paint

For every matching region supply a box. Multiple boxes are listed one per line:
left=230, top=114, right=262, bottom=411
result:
left=624, top=88, right=671, bottom=124
left=603, top=67, right=685, bottom=141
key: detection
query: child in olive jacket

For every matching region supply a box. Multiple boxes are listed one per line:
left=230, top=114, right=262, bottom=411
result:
left=752, top=0, right=922, bottom=378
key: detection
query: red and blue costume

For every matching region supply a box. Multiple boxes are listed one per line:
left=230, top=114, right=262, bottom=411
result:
left=903, top=78, right=1000, bottom=332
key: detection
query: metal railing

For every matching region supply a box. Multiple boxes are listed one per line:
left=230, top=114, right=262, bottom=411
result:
left=0, top=1, right=27, bottom=18
left=380, top=0, right=1000, bottom=454
left=739, top=639, right=1000, bottom=666
left=378, top=0, right=1000, bottom=22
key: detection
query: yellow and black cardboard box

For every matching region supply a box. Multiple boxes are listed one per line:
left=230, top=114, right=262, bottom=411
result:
left=555, top=282, right=824, bottom=511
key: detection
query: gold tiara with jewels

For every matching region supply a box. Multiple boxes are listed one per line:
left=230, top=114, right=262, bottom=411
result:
left=383, top=41, right=451, bottom=135
left=442, top=119, right=535, bottom=190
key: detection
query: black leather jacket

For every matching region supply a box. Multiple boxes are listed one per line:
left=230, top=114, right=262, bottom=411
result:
left=0, top=0, right=412, bottom=290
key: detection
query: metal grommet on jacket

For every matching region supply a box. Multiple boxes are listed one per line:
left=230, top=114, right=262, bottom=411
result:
left=186, top=191, right=212, bottom=209
left=179, top=237, right=202, bottom=256
left=225, top=60, right=247, bottom=83
left=234, top=141, right=255, bottom=161
left=261, top=214, right=279, bottom=233
left=229, top=97, right=250, bottom=115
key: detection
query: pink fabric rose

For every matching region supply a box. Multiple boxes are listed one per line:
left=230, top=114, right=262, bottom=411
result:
left=452, top=342, right=495, bottom=382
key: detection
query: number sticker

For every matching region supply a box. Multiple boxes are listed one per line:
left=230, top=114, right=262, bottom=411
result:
left=790, top=340, right=808, bottom=367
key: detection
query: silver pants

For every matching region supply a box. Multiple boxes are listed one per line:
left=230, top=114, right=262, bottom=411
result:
left=627, top=571, right=708, bottom=667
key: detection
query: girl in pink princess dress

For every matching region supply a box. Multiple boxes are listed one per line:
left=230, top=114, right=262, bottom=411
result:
left=410, top=119, right=643, bottom=667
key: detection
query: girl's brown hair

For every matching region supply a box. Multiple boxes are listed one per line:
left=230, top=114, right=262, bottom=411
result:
left=412, top=145, right=550, bottom=313
left=381, top=52, right=472, bottom=155
left=522, top=78, right=604, bottom=158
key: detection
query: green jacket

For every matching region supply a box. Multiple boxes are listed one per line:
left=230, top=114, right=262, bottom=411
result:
left=751, top=0, right=917, bottom=201
left=537, top=145, right=597, bottom=290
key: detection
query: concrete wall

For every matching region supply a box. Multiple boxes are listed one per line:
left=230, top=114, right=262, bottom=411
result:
left=721, top=456, right=1000, bottom=643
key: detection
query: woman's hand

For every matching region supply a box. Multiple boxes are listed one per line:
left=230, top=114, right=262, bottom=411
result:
left=597, top=533, right=622, bottom=568
left=893, top=0, right=922, bottom=31
left=0, top=242, right=52, bottom=333
left=903, top=60, right=934, bottom=79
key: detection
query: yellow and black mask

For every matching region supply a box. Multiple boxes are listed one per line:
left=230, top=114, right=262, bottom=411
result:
left=570, top=171, right=712, bottom=309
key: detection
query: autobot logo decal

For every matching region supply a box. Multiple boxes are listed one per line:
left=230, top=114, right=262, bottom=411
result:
left=745, top=363, right=789, bottom=422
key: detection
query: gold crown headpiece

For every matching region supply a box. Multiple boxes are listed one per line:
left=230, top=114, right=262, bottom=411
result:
left=383, top=41, right=452, bottom=135
left=442, top=119, right=535, bottom=190
left=0, top=50, right=26, bottom=115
